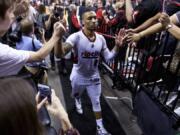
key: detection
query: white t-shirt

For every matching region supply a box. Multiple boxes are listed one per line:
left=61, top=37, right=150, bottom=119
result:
left=66, top=30, right=116, bottom=84
left=28, top=5, right=37, bottom=23
left=0, top=43, right=30, bottom=77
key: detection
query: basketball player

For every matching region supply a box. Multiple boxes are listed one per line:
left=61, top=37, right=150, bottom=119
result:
left=55, top=8, right=126, bottom=135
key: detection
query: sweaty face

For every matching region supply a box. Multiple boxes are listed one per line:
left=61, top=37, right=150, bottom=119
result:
left=0, top=5, right=15, bottom=37
left=83, top=11, right=97, bottom=31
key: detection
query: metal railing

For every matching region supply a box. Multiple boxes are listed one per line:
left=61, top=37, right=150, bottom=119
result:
left=99, top=30, right=180, bottom=129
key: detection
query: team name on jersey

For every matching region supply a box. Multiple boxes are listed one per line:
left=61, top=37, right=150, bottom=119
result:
left=81, top=51, right=100, bottom=59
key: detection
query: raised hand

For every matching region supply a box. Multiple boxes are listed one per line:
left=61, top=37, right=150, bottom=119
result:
left=53, top=22, right=66, bottom=38
left=115, top=28, right=127, bottom=48
left=159, top=12, right=171, bottom=28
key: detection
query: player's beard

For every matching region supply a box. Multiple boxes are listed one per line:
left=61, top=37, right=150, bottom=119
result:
left=88, top=22, right=97, bottom=31
left=89, top=27, right=96, bottom=31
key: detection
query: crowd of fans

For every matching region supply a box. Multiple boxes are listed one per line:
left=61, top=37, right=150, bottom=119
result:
left=0, top=0, right=180, bottom=135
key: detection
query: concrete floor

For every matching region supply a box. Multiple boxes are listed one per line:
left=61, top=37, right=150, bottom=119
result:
left=47, top=62, right=143, bottom=135
left=101, top=74, right=143, bottom=135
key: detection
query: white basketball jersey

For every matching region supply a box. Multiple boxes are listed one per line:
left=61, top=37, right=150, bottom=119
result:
left=66, top=30, right=108, bottom=84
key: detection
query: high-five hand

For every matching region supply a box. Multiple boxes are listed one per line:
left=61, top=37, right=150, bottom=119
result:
left=159, top=12, right=171, bottom=29
left=115, top=28, right=127, bottom=48
left=53, top=22, right=66, bottom=38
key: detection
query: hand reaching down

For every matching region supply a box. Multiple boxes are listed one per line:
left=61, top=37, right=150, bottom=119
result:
left=127, top=32, right=142, bottom=43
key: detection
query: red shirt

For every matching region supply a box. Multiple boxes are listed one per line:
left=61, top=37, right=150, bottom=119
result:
left=71, top=13, right=81, bottom=29
left=96, top=8, right=108, bottom=34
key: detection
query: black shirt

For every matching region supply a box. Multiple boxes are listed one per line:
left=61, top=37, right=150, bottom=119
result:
left=132, top=0, right=162, bottom=27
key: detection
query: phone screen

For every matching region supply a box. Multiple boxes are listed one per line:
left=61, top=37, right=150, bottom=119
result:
left=38, top=84, right=52, bottom=104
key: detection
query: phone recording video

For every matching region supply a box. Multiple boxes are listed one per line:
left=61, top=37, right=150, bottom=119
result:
left=38, top=84, right=52, bottom=104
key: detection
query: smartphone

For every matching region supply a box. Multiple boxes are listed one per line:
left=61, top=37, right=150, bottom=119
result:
left=38, top=84, right=52, bottom=104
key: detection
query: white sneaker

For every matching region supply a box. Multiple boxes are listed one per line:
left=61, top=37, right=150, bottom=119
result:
left=75, top=98, right=83, bottom=114
left=96, top=125, right=111, bottom=135
left=174, top=107, right=180, bottom=116
left=166, top=94, right=177, bottom=106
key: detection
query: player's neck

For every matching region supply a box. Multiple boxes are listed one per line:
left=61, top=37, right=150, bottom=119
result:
left=83, top=28, right=95, bottom=38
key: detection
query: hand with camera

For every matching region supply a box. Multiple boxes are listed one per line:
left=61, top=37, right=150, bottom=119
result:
left=50, top=10, right=60, bottom=23
left=36, top=92, right=48, bottom=111
left=45, top=89, right=73, bottom=132
left=35, top=84, right=52, bottom=110
left=35, top=85, right=74, bottom=133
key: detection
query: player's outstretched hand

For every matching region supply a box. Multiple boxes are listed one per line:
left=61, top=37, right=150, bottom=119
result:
left=115, top=28, right=127, bottom=48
